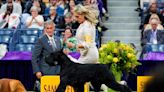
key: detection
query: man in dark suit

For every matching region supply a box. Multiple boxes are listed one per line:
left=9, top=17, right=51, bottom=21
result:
left=141, top=19, right=164, bottom=46
left=31, top=20, right=62, bottom=91
left=140, top=19, right=164, bottom=58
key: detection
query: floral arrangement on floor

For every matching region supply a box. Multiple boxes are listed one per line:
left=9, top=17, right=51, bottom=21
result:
left=99, top=41, right=141, bottom=80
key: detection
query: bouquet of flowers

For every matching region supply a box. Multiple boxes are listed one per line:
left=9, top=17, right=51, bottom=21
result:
left=99, top=41, right=141, bottom=80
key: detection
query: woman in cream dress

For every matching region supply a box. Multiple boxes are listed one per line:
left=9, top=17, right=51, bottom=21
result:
left=67, top=4, right=108, bottom=92
left=73, top=4, right=99, bottom=64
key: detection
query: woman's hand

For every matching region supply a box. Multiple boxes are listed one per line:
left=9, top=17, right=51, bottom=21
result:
left=67, top=42, right=74, bottom=48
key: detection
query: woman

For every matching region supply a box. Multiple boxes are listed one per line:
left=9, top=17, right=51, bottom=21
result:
left=144, top=14, right=164, bottom=30
left=63, top=27, right=77, bottom=53
left=73, top=4, right=99, bottom=64
left=72, top=4, right=108, bottom=92
left=62, top=27, right=80, bottom=60
left=26, top=6, right=44, bottom=30
left=64, top=0, right=76, bottom=15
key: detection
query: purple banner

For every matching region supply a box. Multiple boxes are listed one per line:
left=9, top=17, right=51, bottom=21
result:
left=143, top=52, right=164, bottom=60
left=2, top=52, right=32, bottom=60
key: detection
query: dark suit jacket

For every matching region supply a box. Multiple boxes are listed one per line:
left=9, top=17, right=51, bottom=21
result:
left=141, top=29, right=164, bottom=46
left=32, top=34, right=62, bottom=75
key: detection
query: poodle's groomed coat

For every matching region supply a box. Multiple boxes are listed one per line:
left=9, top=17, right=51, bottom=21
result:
left=45, top=50, right=131, bottom=92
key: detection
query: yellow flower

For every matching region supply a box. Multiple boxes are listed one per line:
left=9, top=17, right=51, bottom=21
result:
left=99, top=47, right=104, bottom=52
left=113, top=48, right=118, bottom=53
left=101, top=44, right=108, bottom=48
left=127, top=53, right=132, bottom=58
left=125, top=46, right=130, bottom=50
left=113, top=57, right=119, bottom=63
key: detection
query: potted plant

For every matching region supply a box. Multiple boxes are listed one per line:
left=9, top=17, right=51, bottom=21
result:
left=99, top=41, right=141, bottom=91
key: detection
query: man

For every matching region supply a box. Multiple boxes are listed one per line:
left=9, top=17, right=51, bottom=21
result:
left=143, top=3, right=164, bottom=27
left=141, top=18, right=164, bottom=46
left=0, top=0, right=22, bottom=15
left=31, top=20, right=62, bottom=91
left=140, top=19, right=164, bottom=58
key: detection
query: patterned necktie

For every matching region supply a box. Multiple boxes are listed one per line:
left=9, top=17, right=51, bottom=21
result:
left=50, top=38, right=57, bottom=51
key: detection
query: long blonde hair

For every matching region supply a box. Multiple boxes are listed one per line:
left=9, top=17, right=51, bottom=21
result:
left=74, top=4, right=99, bottom=25
left=149, top=13, right=161, bottom=24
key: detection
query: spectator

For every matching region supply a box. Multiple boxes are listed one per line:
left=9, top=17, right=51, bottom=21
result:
left=64, top=0, right=76, bottom=15
left=65, top=12, right=79, bottom=29
left=47, top=0, right=57, bottom=7
left=56, top=0, right=68, bottom=17
left=83, top=0, right=108, bottom=21
left=44, top=6, right=68, bottom=29
left=32, top=20, right=62, bottom=91
left=44, top=6, right=58, bottom=24
left=0, top=0, right=22, bottom=15
left=62, top=26, right=81, bottom=60
left=141, top=18, right=164, bottom=46
left=145, top=14, right=164, bottom=30
left=44, top=0, right=58, bottom=15
left=62, top=26, right=78, bottom=54
left=26, top=6, right=44, bottom=30
left=0, top=4, right=20, bottom=28
left=15, top=0, right=25, bottom=13
left=23, top=0, right=46, bottom=15
left=143, top=3, right=164, bottom=27
left=73, top=4, right=99, bottom=64
left=57, top=12, right=79, bottom=29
